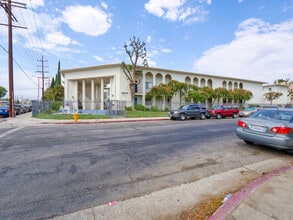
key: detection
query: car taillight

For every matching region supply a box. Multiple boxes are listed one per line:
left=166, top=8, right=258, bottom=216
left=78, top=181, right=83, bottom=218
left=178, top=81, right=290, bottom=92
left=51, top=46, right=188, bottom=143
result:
left=270, top=127, right=292, bottom=134
left=237, top=120, right=247, bottom=128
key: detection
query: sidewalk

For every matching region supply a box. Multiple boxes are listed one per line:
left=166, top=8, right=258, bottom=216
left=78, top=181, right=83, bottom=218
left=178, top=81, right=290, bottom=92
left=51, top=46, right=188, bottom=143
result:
left=0, top=113, right=169, bottom=127
left=210, top=164, right=293, bottom=220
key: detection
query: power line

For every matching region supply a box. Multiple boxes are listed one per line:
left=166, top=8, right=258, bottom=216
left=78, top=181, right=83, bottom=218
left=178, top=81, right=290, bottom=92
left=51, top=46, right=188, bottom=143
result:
left=36, top=56, right=48, bottom=101
left=0, top=0, right=27, bottom=117
left=0, top=44, right=37, bottom=86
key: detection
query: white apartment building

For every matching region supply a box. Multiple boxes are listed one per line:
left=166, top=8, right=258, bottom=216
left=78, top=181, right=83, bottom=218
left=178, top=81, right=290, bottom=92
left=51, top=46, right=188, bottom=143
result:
left=262, top=84, right=290, bottom=106
left=61, top=63, right=268, bottom=111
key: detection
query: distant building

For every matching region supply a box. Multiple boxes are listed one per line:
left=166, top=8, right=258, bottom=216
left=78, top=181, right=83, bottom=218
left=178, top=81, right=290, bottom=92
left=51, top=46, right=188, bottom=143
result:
left=61, top=63, right=269, bottom=111
left=262, top=84, right=291, bottom=106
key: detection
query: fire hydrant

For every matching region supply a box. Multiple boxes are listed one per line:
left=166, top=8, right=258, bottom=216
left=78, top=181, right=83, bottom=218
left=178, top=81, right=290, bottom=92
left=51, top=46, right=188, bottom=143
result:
left=73, top=112, right=78, bottom=123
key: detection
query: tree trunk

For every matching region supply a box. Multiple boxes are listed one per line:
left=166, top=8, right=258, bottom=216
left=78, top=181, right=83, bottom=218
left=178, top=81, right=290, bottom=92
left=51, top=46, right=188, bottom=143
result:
left=130, top=81, right=135, bottom=110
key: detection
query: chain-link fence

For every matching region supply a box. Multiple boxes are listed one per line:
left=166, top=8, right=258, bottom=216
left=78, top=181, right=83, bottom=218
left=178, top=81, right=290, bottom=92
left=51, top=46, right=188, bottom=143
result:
left=31, top=100, right=51, bottom=117
left=32, top=100, right=128, bottom=117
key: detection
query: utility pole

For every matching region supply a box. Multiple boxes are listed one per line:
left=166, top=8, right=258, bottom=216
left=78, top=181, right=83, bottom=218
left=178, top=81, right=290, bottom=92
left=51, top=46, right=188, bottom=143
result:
left=0, top=0, right=26, bottom=117
left=37, top=56, right=48, bottom=101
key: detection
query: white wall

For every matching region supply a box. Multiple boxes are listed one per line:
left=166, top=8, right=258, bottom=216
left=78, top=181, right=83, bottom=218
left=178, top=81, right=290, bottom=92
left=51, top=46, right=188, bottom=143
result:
left=62, top=64, right=276, bottom=110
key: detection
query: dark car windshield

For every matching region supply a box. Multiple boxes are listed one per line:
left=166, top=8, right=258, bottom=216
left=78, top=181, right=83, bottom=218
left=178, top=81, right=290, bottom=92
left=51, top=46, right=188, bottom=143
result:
left=251, top=109, right=293, bottom=122
left=179, top=105, right=189, bottom=110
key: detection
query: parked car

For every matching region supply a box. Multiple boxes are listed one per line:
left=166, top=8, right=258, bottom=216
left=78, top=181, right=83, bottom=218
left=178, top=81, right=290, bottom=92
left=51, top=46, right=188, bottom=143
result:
left=207, top=105, right=239, bottom=119
left=169, top=104, right=208, bottom=120
left=236, top=107, right=293, bottom=152
left=14, top=104, right=21, bottom=115
left=24, top=104, right=32, bottom=112
left=0, top=105, right=12, bottom=117
left=239, top=107, right=258, bottom=117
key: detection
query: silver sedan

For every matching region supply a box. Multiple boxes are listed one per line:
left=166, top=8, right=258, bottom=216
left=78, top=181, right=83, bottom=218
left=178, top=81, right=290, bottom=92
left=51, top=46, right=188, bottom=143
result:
left=235, top=107, right=293, bottom=152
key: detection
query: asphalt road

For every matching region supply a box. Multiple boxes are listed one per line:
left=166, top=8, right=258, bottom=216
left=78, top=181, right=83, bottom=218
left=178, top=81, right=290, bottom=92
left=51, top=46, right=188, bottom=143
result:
left=0, top=118, right=290, bottom=219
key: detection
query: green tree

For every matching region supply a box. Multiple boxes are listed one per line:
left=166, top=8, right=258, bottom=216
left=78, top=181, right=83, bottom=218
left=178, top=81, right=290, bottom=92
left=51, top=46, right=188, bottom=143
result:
left=213, top=87, right=231, bottom=105
left=167, top=80, right=188, bottom=106
left=232, top=88, right=253, bottom=104
left=55, top=60, right=61, bottom=86
left=50, top=77, right=55, bottom=88
left=44, top=61, right=64, bottom=101
left=146, top=83, right=172, bottom=106
left=264, top=91, right=283, bottom=105
left=0, top=86, right=7, bottom=98
left=185, top=86, right=208, bottom=103
left=44, top=85, right=64, bottom=101
left=122, top=36, right=148, bottom=109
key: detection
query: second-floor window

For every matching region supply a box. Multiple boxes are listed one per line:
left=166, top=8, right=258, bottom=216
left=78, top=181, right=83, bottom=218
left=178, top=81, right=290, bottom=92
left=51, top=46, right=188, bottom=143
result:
left=145, top=82, right=153, bottom=90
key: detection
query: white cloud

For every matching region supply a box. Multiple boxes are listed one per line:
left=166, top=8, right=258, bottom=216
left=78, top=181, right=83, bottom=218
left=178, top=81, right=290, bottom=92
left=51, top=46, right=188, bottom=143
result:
left=45, top=32, right=79, bottom=47
left=62, top=5, right=112, bottom=36
left=23, top=0, right=44, bottom=9
left=146, top=36, right=151, bottom=43
left=144, top=0, right=208, bottom=24
left=93, top=55, right=104, bottom=62
left=161, top=48, right=172, bottom=53
left=101, top=1, right=108, bottom=9
left=11, top=9, right=80, bottom=54
left=193, top=18, right=293, bottom=83
left=199, top=0, right=212, bottom=4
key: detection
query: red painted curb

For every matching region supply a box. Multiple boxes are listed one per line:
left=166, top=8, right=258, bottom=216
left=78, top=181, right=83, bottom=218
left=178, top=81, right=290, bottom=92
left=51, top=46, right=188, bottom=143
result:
left=209, top=164, right=293, bottom=220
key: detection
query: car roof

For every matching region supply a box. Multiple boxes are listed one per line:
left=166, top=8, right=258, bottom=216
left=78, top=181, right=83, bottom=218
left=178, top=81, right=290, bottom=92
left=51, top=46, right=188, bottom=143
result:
left=261, top=107, right=293, bottom=112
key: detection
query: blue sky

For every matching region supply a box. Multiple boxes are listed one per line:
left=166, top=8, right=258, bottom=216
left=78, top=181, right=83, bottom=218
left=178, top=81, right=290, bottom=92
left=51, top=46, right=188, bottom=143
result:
left=0, top=0, right=293, bottom=99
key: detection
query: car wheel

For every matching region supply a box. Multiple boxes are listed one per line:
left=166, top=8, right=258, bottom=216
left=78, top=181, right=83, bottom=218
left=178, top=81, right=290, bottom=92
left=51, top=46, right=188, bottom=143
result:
left=216, top=113, right=221, bottom=119
left=179, top=113, right=186, bottom=121
left=199, top=113, right=206, bottom=120
left=232, top=113, right=238, bottom=118
left=244, top=140, right=253, bottom=145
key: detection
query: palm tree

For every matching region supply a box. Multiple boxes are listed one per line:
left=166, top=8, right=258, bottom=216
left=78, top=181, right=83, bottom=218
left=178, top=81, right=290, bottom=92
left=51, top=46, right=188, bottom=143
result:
left=213, top=87, right=231, bottom=105
left=167, top=80, right=188, bottom=106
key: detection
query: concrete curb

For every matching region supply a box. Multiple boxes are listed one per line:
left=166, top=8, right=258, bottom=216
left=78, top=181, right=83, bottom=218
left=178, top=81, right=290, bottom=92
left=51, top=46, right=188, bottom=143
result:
left=209, top=164, right=293, bottom=220
left=41, top=117, right=170, bottom=125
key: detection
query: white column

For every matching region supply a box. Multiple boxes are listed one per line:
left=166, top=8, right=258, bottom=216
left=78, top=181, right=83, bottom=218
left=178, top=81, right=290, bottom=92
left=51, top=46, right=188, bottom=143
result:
left=100, top=78, right=104, bottom=110
left=142, top=72, right=146, bottom=106
left=91, top=79, right=95, bottom=110
left=82, top=80, right=86, bottom=110
left=110, top=77, right=114, bottom=99
left=64, top=79, right=68, bottom=101
left=151, top=73, right=156, bottom=107
left=74, top=80, right=78, bottom=111
left=162, top=74, right=165, bottom=110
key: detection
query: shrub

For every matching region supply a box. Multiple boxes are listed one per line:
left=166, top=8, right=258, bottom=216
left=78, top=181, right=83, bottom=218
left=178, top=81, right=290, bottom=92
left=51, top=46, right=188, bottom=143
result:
left=125, top=106, right=133, bottom=111
left=135, top=104, right=146, bottom=111
left=150, top=105, right=159, bottom=112
left=51, top=101, right=62, bottom=112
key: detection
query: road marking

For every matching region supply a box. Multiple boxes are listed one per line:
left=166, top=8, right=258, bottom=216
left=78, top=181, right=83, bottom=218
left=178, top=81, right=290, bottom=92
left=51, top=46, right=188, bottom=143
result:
left=0, top=127, right=23, bottom=139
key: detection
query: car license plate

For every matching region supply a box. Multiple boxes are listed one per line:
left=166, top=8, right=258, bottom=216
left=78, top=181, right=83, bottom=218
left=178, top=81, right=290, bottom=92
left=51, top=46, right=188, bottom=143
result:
left=250, top=125, right=266, bottom=132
